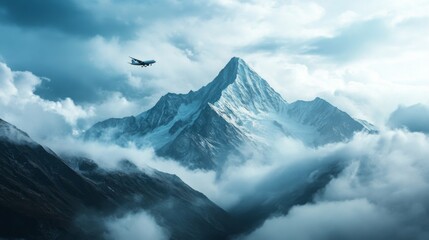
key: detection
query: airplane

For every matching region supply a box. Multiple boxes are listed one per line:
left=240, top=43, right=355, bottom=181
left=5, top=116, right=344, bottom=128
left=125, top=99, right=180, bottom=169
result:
left=129, top=57, right=156, bottom=67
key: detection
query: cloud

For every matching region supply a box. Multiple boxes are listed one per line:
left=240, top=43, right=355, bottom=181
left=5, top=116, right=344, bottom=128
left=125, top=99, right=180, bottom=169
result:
left=0, top=0, right=326, bottom=104
left=0, top=0, right=135, bottom=38
left=245, top=199, right=396, bottom=240
left=47, top=127, right=429, bottom=240
left=388, top=104, right=429, bottom=134
left=0, top=0, right=221, bottom=103
left=1, top=0, right=429, bottom=128
left=104, top=211, right=169, bottom=240
left=0, top=61, right=93, bottom=139
left=306, top=19, right=390, bottom=61
left=0, top=61, right=148, bottom=141
left=46, top=134, right=326, bottom=209
left=244, top=130, right=429, bottom=239
left=0, top=25, right=114, bottom=102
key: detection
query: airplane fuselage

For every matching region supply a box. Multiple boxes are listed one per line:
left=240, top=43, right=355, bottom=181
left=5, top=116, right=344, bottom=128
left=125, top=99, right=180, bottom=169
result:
left=130, top=57, right=156, bottom=67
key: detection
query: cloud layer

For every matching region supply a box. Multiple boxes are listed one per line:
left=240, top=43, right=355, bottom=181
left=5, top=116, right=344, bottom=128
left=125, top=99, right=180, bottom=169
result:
left=245, top=130, right=429, bottom=240
left=47, top=126, right=429, bottom=239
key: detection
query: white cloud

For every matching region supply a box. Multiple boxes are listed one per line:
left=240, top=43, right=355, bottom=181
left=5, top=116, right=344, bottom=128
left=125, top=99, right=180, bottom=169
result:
left=46, top=134, right=321, bottom=209
left=245, top=199, right=396, bottom=240
left=91, top=91, right=142, bottom=119
left=0, top=63, right=34, bottom=103
left=244, top=130, right=429, bottom=240
left=0, top=62, right=93, bottom=140
left=46, top=128, right=429, bottom=240
left=0, top=61, right=150, bottom=141
left=104, top=211, right=169, bottom=240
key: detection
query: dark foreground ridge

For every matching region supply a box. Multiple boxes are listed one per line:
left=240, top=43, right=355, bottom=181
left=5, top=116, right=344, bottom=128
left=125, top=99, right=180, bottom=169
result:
left=0, top=118, right=232, bottom=240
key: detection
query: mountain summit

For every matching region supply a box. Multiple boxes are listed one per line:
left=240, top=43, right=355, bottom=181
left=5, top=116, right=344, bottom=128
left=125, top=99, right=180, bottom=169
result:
left=84, top=57, right=372, bottom=169
left=199, top=57, right=286, bottom=112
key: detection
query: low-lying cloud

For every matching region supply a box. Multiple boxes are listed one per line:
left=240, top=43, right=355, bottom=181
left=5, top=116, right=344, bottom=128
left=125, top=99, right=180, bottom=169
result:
left=104, top=211, right=169, bottom=240
left=244, top=130, right=429, bottom=240
left=48, top=135, right=338, bottom=209
left=245, top=199, right=397, bottom=240
left=48, top=127, right=429, bottom=240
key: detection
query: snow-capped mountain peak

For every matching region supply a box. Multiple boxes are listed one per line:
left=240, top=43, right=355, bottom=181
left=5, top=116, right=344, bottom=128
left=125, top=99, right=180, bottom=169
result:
left=199, top=57, right=286, bottom=111
left=84, top=57, right=373, bottom=169
left=213, top=57, right=286, bottom=112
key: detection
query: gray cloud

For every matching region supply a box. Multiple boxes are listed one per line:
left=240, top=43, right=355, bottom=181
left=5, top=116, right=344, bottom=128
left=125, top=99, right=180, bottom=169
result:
left=239, top=38, right=302, bottom=54
left=388, top=104, right=429, bottom=134
left=169, top=34, right=200, bottom=61
left=306, top=19, right=390, bottom=61
left=0, top=0, right=135, bottom=38
left=0, top=25, right=147, bottom=103
left=0, top=0, right=221, bottom=104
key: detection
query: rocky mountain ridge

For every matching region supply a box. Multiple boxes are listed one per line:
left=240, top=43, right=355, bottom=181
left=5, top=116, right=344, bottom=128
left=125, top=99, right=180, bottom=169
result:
left=84, top=57, right=374, bottom=169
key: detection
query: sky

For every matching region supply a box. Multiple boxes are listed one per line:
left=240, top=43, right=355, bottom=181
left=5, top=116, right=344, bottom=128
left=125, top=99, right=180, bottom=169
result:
left=1, top=0, right=429, bottom=140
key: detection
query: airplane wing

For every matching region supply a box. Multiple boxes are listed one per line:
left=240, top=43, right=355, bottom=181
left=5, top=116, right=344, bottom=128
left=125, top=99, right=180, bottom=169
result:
left=130, top=56, right=145, bottom=64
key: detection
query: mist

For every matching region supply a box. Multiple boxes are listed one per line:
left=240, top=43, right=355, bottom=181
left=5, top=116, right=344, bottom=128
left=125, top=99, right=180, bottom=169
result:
left=104, top=211, right=169, bottom=240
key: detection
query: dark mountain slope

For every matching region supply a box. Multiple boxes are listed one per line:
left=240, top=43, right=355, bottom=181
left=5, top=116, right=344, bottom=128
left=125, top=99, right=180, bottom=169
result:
left=0, top=119, right=110, bottom=239
left=0, top=118, right=232, bottom=239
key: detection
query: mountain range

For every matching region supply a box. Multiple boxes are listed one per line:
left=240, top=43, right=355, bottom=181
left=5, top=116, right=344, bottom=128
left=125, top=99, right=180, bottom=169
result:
left=84, top=57, right=374, bottom=170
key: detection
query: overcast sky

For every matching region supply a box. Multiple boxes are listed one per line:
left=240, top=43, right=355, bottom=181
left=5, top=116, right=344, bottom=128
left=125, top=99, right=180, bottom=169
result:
left=1, top=0, right=429, bottom=139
